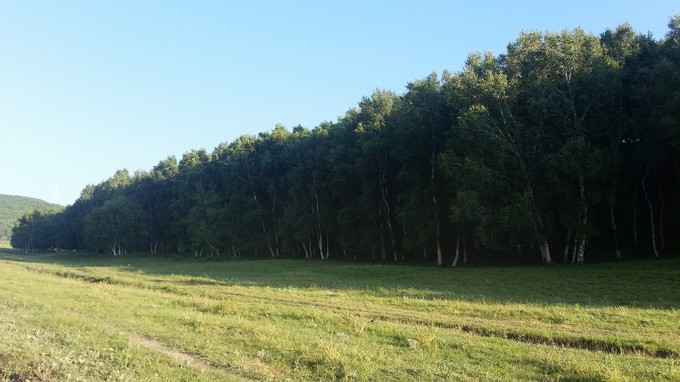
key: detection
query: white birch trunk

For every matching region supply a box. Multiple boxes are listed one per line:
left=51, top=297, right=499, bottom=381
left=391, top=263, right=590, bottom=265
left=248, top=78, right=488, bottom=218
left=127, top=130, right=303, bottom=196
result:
left=528, top=182, right=551, bottom=264
left=312, top=173, right=326, bottom=260
left=641, top=166, right=659, bottom=258
left=451, top=235, right=461, bottom=267
left=563, top=230, right=571, bottom=264
left=378, top=162, right=397, bottom=261
left=326, top=231, right=330, bottom=259
left=435, top=237, right=442, bottom=266
left=260, top=219, right=276, bottom=258
left=575, top=236, right=586, bottom=265
left=112, top=239, right=120, bottom=256
left=540, top=241, right=551, bottom=265
left=316, top=232, right=325, bottom=260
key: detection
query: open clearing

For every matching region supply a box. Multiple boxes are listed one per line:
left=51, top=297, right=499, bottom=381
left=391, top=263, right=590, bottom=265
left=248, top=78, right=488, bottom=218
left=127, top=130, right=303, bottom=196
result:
left=0, top=251, right=679, bottom=381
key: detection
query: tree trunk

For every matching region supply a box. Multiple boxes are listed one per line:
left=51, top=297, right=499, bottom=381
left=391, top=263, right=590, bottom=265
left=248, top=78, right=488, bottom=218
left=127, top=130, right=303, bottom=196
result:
left=540, top=240, right=551, bottom=265
left=428, top=151, right=442, bottom=266
left=312, top=172, right=326, bottom=260
left=563, top=230, right=571, bottom=264
left=575, top=235, right=586, bottom=265
left=562, top=229, right=571, bottom=264
left=316, top=234, right=324, bottom=260
left=259, top=219, right=276, bottom=258
left=527, top=181, right=552, bottom=264
left=641, top=166, right=659, bottom=258
left=452, top=235, right=461, bottom=267
left=536, top=212, right=551, bottom=264
left=326, top=231, right=330, bottom=259
left=462, top=233, right=468, bottom=265
left=378, top=161, right=397, bottom=261
left=112, top=239, right=120, bottom=256
left=575, top=173, right=587, bottom=265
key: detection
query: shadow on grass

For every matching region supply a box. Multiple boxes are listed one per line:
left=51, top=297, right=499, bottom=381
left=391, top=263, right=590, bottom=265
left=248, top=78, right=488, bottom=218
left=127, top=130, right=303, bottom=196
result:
left=1, top=251, right=679, bottom=309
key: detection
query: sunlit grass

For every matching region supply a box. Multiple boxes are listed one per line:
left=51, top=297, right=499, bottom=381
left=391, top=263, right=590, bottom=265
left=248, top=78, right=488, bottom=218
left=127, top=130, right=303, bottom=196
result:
left=1, top=253, right=679, bottom=381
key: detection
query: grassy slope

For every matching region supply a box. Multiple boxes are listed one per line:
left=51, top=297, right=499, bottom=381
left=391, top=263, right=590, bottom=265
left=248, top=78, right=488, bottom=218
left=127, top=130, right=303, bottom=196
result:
left=0, top=253, right=678, bottom=381
left=0, top=194, right=62, bottom=240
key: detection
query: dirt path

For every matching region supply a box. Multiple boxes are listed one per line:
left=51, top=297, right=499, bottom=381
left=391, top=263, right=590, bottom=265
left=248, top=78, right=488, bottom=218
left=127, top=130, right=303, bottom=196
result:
left=124, top=331, right=253, bottom=382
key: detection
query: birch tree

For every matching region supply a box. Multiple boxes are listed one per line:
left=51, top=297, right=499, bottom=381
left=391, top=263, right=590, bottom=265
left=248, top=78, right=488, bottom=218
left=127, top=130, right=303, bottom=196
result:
left=445, top=51, right=553, bottom=263
left=392, top=73, right=449, bottom=264
left=356, top=90, right=400, bottom=261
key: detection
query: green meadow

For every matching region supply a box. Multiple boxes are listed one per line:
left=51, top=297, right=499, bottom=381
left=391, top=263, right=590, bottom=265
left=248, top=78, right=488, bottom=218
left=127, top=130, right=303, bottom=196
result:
left=0, top=251, right=678, bottom=381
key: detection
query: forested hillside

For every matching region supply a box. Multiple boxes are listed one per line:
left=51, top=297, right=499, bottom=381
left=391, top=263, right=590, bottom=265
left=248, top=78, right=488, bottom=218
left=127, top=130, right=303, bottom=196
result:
left=12, top=16, right=680, bottom=264
left=0, top=194, right=61, bottom=241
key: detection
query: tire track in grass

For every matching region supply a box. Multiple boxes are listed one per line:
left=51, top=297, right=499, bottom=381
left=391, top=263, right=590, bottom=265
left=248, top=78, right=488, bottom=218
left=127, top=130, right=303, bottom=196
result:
left=0, top=266, right=255, bottom=382
left=154, top=284, right=680, bottom=360
left=123, top=331, right=253, bottom=382
left=21, top=262, right=680, bottom=360
left=67, top=316, right=258, bottom=382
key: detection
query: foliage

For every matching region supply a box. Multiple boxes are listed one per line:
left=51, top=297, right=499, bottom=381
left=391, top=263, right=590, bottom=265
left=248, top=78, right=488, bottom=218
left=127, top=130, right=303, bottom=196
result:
left=11, top=15, right=680, bottom=265
left=0, top=194, right=61, bottom=240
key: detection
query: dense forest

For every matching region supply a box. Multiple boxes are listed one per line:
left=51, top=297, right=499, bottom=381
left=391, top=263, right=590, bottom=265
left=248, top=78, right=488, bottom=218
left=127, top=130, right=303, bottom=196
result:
left=0, top=194, right=61, bottom=241
left=12, top=17, right=680, bottom=265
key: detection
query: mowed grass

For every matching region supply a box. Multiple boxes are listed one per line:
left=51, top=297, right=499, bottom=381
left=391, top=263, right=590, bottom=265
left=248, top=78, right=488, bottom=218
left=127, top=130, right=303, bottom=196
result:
left=0, top=252, right=678, bottom=381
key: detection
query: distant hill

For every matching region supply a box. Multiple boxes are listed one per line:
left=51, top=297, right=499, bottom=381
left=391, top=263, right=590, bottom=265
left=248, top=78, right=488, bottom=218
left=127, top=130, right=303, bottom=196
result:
left=0, top=194, right=63, bottom=241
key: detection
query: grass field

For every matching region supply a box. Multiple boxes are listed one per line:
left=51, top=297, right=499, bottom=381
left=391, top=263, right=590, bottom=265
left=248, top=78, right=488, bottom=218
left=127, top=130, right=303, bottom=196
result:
left=0, top=251, right=678, bottom=381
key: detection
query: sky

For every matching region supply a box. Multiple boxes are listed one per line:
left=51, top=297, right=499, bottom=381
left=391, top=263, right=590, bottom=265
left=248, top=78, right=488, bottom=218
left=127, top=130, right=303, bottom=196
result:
left=1, top=1, right=678, bottom=205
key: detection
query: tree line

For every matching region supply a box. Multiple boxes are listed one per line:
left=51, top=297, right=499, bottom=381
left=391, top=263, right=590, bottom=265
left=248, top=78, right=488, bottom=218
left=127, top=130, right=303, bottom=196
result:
left=0, top=194, right=61, bottom=241
left=12, top=17, right=680, bottom=265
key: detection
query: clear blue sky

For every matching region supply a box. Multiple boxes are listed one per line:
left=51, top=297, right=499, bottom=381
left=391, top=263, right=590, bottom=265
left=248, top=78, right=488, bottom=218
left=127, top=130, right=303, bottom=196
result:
left=1, top=1, right=677, bottom=205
